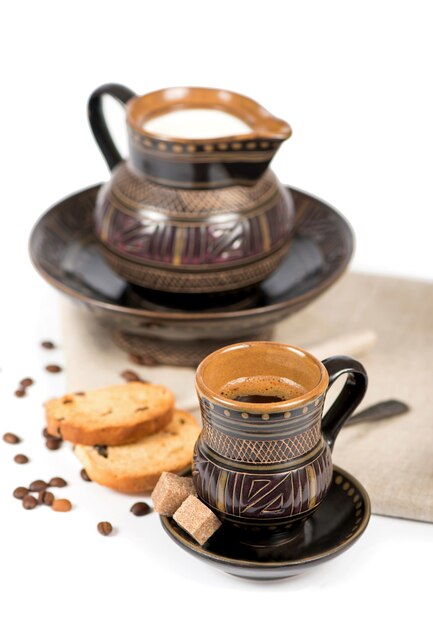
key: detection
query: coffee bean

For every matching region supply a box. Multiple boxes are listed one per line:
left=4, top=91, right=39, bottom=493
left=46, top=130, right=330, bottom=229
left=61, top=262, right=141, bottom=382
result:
left=46, top=438, right=62, bottom=451
left=42, top=428, right=60, bottom=440
left=52, top=499, right=72, bottom=512
left=22, top=495, right=38, bottom=510
left=20, top=378, right=34, bottom=388
left=29, top=480, right=48, bottom=492
left=49, top=477, right=67, bottom=488
left=130, top=502, right=152, bottom=517
left=120, top=369, right=141, bottom=382
left=3, top=432, right=20, bottom=444
left=14, top=389, right=26, bottom=398
left=41, top=341, right=56, bottom=350
left=45, top=364, right=62, bottom=374
left=14, top=454, right=29, bottom=464
left=38, top=491, right=54, bottom=506
left=80, top=468, right=92, bottom=482
left=13, top=486, right=29, bottom=500
left=74, top=391, right=86, bottom=396
left=97, top=521, right=113, bottom=536
left=44, top=492, right=55, bottom=506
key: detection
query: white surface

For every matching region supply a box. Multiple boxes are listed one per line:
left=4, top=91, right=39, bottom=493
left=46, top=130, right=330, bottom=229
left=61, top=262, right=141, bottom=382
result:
left=143, top=107, right=252, bottom=138
left=1, top=1, right=432, bottom=624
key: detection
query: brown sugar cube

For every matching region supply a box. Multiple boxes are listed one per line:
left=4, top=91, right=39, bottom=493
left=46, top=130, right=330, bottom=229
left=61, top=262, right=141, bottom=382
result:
left=151, top=472, right=196, bottom=516
left=173, top=495, right=222, bottom=546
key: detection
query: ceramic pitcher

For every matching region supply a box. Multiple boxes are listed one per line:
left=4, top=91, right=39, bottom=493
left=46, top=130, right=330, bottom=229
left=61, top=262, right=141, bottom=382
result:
left=88, top=84, right=295, bottom=294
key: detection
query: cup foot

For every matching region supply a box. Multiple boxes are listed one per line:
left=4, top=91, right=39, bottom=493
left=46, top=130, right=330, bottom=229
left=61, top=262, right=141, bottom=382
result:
left=213, top=519, right=312, bottom=562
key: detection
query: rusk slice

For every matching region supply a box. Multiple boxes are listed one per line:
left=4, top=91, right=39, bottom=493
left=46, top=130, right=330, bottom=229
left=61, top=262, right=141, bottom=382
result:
left=45, top=382, right=174, bottom=446
left=74, top=410, right=200, bottom=493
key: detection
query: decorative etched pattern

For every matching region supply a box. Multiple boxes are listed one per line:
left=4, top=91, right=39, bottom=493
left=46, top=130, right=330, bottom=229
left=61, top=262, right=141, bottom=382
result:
left=129, top=129, right=280, bottom=158
left=112, top=165, right=279, bottom=217
left=92, top=159, right=295, bottom=292
left=199, top=394, right=325, bottom=439
left=95, top=171, right=292, bottom=267
left=99, top=240, right=291, bottom=293
left=294, top=197, right=351, bottom=268
left=334, top=473, right=367, bottom=537
left=202, top=422, right=321, bottom=464
left=193, top=443, right=333, bottom=522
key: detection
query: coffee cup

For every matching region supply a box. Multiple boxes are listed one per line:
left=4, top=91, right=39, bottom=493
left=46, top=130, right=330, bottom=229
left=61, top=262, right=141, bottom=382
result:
left=193, top=341, right=367, bottom=528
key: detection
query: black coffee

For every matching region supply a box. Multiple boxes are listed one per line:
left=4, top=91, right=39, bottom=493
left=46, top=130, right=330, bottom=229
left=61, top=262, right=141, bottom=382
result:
left=232, top=394, right=286, bottom=403
left=219, top=375, right=306, bottom=404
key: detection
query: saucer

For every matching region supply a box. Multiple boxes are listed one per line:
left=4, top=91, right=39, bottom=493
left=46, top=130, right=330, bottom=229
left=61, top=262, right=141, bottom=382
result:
left=29, top=185, right=353, bottom=366
left=160, top=466, right=370, bottom=580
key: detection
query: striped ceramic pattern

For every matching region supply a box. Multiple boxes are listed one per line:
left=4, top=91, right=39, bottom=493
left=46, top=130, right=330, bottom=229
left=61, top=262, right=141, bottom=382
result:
left=193, top=443, right=333, bottom=522
left=94, top=167, right=292, bottom=268
left=199, top=393, right=326, bottom=439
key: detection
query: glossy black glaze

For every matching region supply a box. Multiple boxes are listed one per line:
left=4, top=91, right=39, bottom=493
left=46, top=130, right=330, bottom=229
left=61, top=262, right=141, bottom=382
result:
left=160, top=466, right=370, bottom=580
left=127, top=139, right=283, bottom=187
left=321, top=356, right=368, bottom=450
left=88, top=83, right=136, bottom=170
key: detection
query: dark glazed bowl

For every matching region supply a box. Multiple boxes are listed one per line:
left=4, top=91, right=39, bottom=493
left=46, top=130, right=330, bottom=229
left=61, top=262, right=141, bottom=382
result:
left=29, top=184, right=354, bottom=366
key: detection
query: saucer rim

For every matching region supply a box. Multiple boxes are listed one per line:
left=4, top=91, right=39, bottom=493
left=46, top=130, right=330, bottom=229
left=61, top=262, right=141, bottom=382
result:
left=160, top=464, right=371, bottom=570
left=29, top=184, right=353, bottom=322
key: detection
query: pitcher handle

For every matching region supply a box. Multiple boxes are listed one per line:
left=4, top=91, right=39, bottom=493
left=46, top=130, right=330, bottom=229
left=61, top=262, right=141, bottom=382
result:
left=321, top=356, right=368, bottom=450
left=88, top=83, right=136, bottom=170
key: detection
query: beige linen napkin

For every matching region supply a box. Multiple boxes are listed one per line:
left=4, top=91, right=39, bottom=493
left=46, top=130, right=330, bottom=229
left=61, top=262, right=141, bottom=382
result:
left=60, top=272, right=433, bottom=523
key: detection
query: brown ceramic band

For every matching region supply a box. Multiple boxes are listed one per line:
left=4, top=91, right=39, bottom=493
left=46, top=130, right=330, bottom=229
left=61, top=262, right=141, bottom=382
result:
left=125, top=86, right=292, bottom=143
left=195, top=342, right=329, bottom=414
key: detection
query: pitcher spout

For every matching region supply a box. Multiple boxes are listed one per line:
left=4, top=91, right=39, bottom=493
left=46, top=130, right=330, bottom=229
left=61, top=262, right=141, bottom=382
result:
left=125, top=87, right=292, bottom=188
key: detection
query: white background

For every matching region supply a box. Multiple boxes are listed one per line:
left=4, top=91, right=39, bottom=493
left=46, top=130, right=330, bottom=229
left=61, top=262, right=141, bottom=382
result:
left=1, top=1, right=432, bottom=624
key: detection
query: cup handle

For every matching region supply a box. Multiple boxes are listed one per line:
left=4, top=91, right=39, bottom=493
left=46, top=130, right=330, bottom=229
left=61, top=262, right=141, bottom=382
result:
left=321, top=356, right=368, bottom=450
left=88, top=83, right=136, bottom=170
